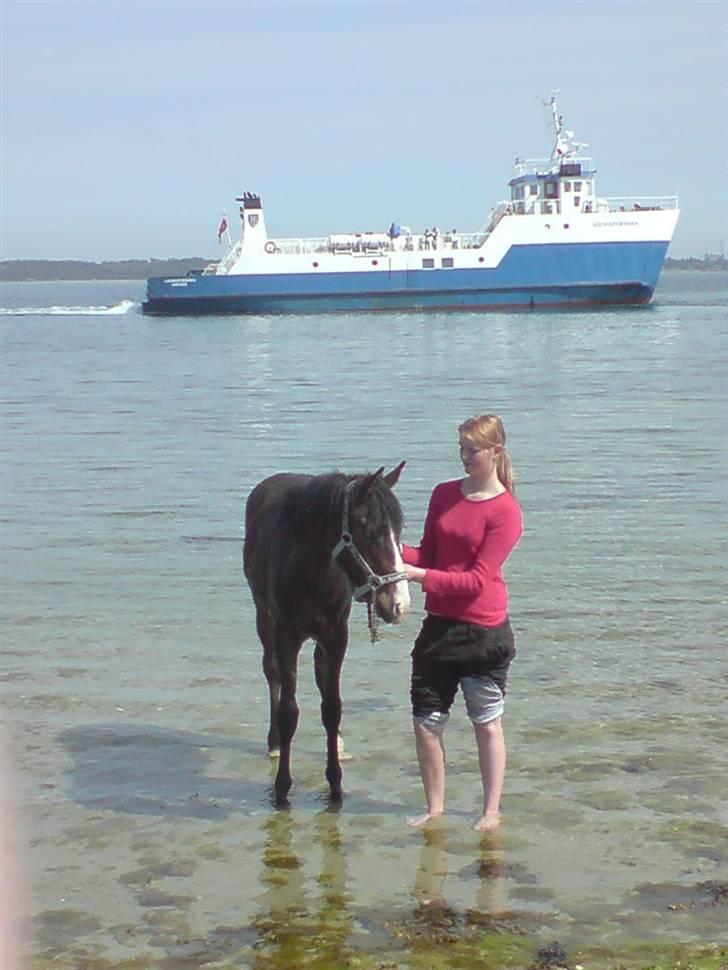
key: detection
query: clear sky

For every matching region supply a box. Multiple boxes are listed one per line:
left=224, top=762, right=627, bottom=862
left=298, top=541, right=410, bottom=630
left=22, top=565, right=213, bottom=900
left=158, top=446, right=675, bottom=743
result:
left=1, top=0, right=726, bottom=260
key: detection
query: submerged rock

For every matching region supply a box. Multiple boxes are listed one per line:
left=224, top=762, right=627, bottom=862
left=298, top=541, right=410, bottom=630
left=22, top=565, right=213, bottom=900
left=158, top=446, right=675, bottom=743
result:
left=533, top=939, right=569, bottom=968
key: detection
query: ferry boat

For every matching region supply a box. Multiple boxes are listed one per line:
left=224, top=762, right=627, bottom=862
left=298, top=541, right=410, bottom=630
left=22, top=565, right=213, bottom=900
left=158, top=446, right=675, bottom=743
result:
left=142, top=96, right=679, bottom=315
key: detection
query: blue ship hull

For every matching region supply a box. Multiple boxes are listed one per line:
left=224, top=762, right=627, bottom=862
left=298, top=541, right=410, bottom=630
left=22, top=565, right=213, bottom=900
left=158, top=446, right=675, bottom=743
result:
left=142, top=241, right=669, bottom=316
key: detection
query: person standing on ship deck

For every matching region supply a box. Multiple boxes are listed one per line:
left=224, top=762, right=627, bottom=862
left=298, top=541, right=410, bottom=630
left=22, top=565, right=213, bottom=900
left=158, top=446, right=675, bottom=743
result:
left=402, top=414, right=522, bottom=832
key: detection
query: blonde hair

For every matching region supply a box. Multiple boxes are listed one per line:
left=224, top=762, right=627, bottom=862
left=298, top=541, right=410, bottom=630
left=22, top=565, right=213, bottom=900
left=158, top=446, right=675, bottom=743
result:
left=458, top=413, right=516, bottom=495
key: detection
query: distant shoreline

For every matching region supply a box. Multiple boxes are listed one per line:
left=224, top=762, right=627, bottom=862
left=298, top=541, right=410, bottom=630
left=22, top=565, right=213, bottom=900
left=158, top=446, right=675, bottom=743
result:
left=0, top=255, right=726, bottom=282
left=0, top=258, right=212, bottom=283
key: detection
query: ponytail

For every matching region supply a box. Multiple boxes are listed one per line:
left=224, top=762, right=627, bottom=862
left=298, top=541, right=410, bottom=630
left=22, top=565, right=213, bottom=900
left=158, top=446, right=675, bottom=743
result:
left=495, top=449, right=516, bottom=496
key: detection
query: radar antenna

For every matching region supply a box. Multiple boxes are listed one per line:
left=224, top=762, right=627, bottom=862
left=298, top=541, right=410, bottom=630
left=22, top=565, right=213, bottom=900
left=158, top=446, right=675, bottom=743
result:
left=544, top=91, right=588, bottom=161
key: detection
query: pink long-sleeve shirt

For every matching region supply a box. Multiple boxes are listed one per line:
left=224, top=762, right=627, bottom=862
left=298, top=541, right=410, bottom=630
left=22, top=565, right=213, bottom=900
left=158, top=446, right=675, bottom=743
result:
left=402, top=479, right=522, bottom=627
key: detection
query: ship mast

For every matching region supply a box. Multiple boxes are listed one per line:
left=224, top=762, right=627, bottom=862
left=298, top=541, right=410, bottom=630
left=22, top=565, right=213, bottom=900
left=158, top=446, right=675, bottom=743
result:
left=545, top=91, right=587, bottom=162
left=547, top=93, right=561, bottom=146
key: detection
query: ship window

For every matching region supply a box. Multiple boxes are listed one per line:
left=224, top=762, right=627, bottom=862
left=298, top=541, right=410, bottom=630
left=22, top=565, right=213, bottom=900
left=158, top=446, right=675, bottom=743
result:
left=422, top=258, right=435, bottom=269
left=574, top=196, right=581, bottom=208
left=574, top=181, right=583, bottom=192
left=530, top=184, right=539, bottom=196
left=545, top=181, right=558, bottom=198
left=442, top=258, right=454, bottom=268
left=563, top=181, right=571, bottom=192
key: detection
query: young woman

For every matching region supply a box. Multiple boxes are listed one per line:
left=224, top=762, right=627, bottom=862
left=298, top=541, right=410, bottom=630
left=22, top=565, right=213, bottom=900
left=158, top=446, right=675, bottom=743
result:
left=402, top=414, right=522, bottom=831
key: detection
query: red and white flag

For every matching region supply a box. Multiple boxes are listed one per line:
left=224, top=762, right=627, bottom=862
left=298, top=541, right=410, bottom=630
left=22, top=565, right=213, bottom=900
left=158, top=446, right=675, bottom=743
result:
left=217, top=216, right=228, bottom=243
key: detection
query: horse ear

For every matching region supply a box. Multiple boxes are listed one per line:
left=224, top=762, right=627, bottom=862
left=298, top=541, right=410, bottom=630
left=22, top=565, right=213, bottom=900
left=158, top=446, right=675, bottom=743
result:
left=384, top=460, right=406, bottom=488
left=361, top=467, right=385, bottom=495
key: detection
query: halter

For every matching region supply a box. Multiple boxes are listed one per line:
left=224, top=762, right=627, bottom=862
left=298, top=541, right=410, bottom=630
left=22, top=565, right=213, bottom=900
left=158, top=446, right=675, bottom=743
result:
left=331, top=480, right=407, bottom=604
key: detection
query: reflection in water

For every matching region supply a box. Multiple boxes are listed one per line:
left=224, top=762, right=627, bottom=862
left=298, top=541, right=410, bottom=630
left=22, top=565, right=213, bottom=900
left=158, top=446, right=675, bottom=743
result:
left=252, top=814, right=511, bottom=967
left=412, top=824, right=449, bottom=908
left=252, top=809, right=352, bottom=968
left=412, top=825, right=507, bottom=923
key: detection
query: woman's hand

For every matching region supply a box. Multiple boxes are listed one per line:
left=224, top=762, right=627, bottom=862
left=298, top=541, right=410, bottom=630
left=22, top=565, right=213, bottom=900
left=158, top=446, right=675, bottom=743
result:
left=404, top=564, right=426, bottom=585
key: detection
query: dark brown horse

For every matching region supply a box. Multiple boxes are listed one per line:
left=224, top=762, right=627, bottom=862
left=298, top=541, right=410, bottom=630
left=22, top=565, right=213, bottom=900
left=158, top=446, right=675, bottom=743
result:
left=243, top=463, right=410, bottom=806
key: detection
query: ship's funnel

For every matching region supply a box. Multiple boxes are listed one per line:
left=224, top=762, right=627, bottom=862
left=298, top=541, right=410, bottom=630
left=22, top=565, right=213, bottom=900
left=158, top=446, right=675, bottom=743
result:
left=236, top=192, right=269, bottom=253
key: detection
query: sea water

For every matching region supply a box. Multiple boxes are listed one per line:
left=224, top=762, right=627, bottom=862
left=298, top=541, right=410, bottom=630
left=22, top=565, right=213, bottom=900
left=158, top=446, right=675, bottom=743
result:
left=1, top=272, right=726, bottom=966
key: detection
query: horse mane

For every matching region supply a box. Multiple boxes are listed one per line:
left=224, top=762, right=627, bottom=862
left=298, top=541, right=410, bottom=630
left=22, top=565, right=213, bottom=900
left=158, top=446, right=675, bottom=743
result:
left=300, top=472, right=348, bottom=529
left=285, top=470, right=404, bottom=551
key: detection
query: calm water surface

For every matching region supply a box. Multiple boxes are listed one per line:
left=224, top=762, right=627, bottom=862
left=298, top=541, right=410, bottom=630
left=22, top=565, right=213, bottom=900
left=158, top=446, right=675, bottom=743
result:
left=1, top=272, right=727, bottom=966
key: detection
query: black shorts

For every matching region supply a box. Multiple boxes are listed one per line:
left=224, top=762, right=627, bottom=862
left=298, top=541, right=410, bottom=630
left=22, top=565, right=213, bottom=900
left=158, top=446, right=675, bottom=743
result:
left=410, top=615, right=516, bottom=719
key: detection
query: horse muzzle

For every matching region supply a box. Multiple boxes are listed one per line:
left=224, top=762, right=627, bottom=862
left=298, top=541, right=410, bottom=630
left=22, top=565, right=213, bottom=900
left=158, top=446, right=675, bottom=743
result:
left=372, top=578, right=411, bottom=625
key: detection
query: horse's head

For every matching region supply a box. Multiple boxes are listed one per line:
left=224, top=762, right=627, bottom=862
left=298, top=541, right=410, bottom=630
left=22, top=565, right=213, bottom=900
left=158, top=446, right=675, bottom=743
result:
left=341, top=461, right=410, bottom=625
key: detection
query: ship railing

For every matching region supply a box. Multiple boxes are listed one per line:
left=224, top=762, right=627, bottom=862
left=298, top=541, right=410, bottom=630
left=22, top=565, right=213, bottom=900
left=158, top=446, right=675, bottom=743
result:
left=453, top=231, right=488, bottom=249
left=274, top=234, right=487, bottom=255
left=404, top=231, right=487, bottom=252
left=601, top=196, right=679, bottom=212
left=215, top=241, right=243, bottom=273
left=268, top=237, right=330, bottom=255
left=513, top=156, right=593, bottom=177
left=490, top=195, right=679, bottom=217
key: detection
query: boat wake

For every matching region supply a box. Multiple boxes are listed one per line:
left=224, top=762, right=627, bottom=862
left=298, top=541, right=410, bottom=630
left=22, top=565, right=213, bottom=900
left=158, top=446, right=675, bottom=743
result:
left=0, top=299, right=139, bottom=317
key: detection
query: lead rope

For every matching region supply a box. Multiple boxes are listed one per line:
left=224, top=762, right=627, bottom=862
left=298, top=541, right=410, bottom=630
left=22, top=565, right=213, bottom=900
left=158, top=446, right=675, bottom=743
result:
left=367, top=596, right=380, bottom=644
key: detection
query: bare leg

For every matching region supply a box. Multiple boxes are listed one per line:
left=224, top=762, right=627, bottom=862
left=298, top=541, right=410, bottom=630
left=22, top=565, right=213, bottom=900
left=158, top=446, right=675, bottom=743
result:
left=472, top=716, right=506, bottom=832
left=408, top=720, right=446, bottom=828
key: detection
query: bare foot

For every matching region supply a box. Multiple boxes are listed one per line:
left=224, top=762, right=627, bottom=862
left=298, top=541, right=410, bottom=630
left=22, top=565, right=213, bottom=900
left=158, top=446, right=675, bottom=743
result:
left=407, top=812, right=443, bottom=829
left=472, top=812, right=501, bottom=832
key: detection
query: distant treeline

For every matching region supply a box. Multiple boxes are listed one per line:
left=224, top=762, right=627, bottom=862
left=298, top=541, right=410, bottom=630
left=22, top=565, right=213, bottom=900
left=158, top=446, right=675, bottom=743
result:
left=664, top=255, right=727, bottom=270
left=0, top=254, right=725, bottom=282
left=0, top=258, right=212, bottom=282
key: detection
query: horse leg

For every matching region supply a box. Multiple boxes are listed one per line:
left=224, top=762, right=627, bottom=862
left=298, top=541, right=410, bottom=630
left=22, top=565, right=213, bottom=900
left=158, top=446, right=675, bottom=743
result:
left=263, top=651, right=281, bottom=757
left=314, top=628, right=348, bottom=802
left=273, top=637, right=302, bottom=808
left=257, top=612, right=281, bottom=756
